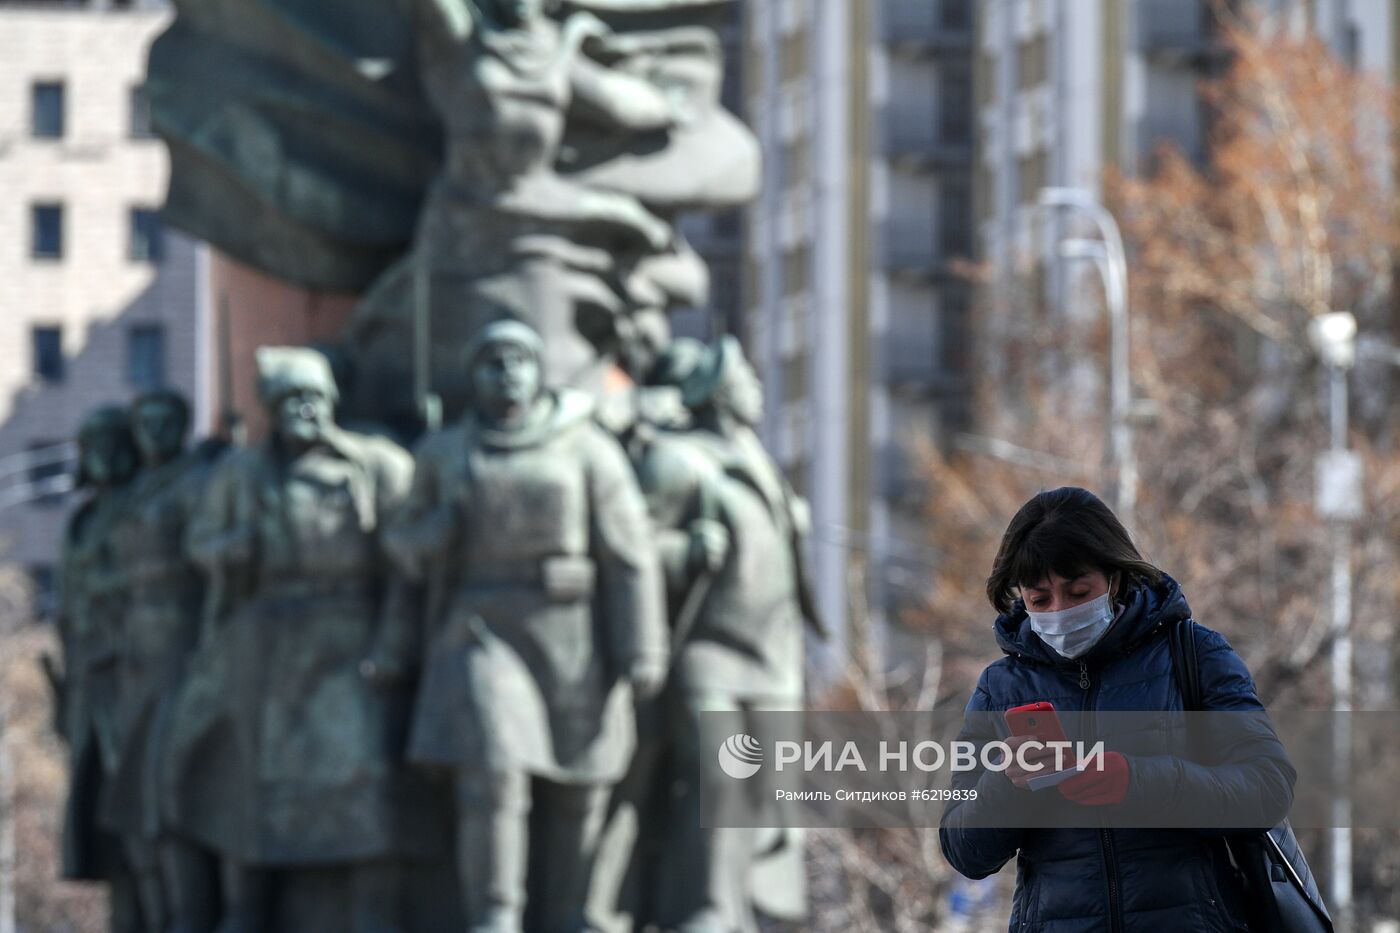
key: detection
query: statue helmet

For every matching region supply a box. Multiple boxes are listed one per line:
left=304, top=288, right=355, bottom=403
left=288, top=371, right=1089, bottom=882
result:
left=674, top=335, right=744, bottom=410
left=131, top=388, right=191, bottom=429
left=75, top=405, right=138, bottom=487
left=255, top=346, right=340, bottom=405
left=465, top=319, right=545, bottom=368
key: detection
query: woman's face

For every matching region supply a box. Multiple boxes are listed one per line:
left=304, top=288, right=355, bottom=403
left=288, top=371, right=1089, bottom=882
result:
left=1019, top=569, right=1112, bottom=614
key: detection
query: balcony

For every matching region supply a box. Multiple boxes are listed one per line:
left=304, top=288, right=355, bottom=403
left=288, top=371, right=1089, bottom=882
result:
left=879, top=294, right=973, bottom=401
left=885, top=339, right=964, bottom=396
left=882, top=0, right=974, bottom=57
left=884, top=116, right=974, bottom=173
left=879, top=222, right=974, bottom=281
left=1139, top=0, right=1230, bottom=71
left=878, top=442, right=935, bottom=509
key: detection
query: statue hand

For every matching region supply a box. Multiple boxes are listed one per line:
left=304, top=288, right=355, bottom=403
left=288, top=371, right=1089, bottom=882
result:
left=688, top=518, right=729, bottom=574
left=636, top=387, right=688, bottom=429
left=665, top=86, right=699, bottom=126
left=790, top=496, right=813, bottom=537
left=628, top=659, right=668, bottom=700
left=567, top=11, right=611, bottom=52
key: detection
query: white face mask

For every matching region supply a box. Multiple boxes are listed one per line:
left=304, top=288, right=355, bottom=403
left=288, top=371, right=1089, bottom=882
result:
left=1026, top=592, right=1116, bottom=660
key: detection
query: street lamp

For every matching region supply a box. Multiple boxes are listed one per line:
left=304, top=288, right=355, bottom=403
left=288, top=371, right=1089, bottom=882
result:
left=1038, top=188, right=1137, bottom=528
left=1308, top=310, right=1359, bottom=933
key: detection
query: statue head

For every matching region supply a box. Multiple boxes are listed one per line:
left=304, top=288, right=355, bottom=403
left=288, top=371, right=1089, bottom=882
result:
left=75, top=406, right=139, bottom=490
left=619, top=308, right=674, bottom=382
left=256, top=347, right=339, bottom=448
left=485, top=0, right=558, bottom=28
left=676, top=336, right=764, bottom=428
left=130, top=389, right=190, bottom=466
left=467, top=319, right=544, bottom=423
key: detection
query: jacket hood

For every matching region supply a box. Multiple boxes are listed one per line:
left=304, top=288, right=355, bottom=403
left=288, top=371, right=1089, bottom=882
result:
left=992, top=573, right=1192, bottom=667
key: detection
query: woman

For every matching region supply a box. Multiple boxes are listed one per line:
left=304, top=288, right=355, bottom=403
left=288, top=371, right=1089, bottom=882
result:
left=939, top=487, right=1296, bottom=932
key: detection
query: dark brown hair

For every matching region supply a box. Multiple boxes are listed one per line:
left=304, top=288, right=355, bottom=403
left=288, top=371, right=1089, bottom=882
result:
left=985, top=487, right=1163, bottom=614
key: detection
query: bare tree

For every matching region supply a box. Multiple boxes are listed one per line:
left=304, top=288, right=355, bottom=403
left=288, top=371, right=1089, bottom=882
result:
left=905, top=13, right=1400, bottom=927
left=0, top=567, right=107, bottom=933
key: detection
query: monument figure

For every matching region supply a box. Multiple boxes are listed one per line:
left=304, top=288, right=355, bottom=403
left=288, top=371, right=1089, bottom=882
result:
left=54, top=407, right=144, bottom=931
left=101, top=391, right=224, bottom=933
left=386, top=320, right=667, bottom=931
left=632, top=336, right=826, bottom=933
left=148, top=0, right=758, bottom=432
left=345, top=0, right=728, bottom=422
left=168, top=348, right=425, bottom=933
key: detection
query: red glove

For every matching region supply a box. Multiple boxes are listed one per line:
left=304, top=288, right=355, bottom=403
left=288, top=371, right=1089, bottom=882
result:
left=1057, top=751, right=1129, bottom=806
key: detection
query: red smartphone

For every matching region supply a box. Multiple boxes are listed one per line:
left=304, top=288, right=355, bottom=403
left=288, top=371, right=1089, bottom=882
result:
left=1004, top=701, right=1069, bottom=745
left=1004, top=702, right=1080, bottom=790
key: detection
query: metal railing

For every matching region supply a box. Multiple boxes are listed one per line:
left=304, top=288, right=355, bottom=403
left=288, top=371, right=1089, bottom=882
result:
left=0, top=442, right=76, bottom=513
left=885, top=116, right=974, bottom=171
left=880, top=222, right=974, bottom=277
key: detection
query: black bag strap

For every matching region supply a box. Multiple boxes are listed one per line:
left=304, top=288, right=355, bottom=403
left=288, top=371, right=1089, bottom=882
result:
left=1166, top=617, right=1203, bottom=711
left=1164, top=617, right=1336, bottom=932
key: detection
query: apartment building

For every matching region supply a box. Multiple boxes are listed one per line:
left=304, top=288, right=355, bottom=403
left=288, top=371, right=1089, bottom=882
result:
left=741, top=0, right=977, bottom=652
left=975, top=0, right=1397, bottom=321
left=0, top=0, right=209, bottom=609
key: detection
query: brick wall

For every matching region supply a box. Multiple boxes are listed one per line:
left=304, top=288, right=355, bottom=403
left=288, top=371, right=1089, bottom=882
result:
left=209, top=252, right=357, bottom=441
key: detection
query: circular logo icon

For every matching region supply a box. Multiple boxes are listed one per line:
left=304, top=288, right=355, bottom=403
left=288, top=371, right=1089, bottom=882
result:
left=717, top=733, right=763, bottom=779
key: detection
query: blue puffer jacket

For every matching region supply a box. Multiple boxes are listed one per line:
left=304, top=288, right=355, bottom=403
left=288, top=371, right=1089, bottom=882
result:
left=939, top=575, right=1295, bottom=933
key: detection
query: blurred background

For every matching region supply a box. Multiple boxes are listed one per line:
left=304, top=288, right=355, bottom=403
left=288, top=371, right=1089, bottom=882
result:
left=3, top=0, right=1400, bottom=930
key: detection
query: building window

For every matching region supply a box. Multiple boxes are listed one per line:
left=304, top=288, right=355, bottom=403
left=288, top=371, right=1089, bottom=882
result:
left=780, top=137, right=810, bottom=191
left=127, top=324, right=166, bottom=390
left=779, top=30, right=808, bottom=81
left=1017, top=151, right=1049, bottom=206
left=939, top=0, right=972, bottom=30
left=781, top=352, right=809, bottom=403
left=977, top=51, right=997, bottom=107
left=31, top=81, right=65, bottom=139
left=32, top=327, right=64, bottom=382
left=782, top=244, right=811, bottom=298
left=1015, top=34, right=1050, bottom=92
left=975, top=163, right=996, bottom=225
left=130, top=208, right=164, bottom=262
left=708, top=257, right=741, bottom=315
left=939, top=65, right=974, bottom=143
left=32, top=203, right=64, bottom=259
left=712, top=209, right=743, bottom=240
left=940, top=181, right=973, bottom=258
left=130, top=83, right=154, bottom=138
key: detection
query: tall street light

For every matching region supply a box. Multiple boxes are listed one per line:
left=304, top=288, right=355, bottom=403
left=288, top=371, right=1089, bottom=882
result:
left=1309, top=310, right=1359, bottom=933
left=1038, top=187, right=1137, bottom=528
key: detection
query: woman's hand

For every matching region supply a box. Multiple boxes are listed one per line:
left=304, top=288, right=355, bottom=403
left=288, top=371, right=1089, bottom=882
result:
left=1003, top=734, right=1064, bottom=789
left=1057, top=751, right=1130, bottom=805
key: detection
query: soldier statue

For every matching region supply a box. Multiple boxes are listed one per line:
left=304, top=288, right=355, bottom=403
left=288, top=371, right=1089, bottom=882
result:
left=634, top=336, right=825, bottom=933
left=100, top=390, right=223, bottom=933
left=169, top=347, right=423, bottom=933
left=54, top=407, right=144, bottom=931
left=387, top=319, right=667, bottom=933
